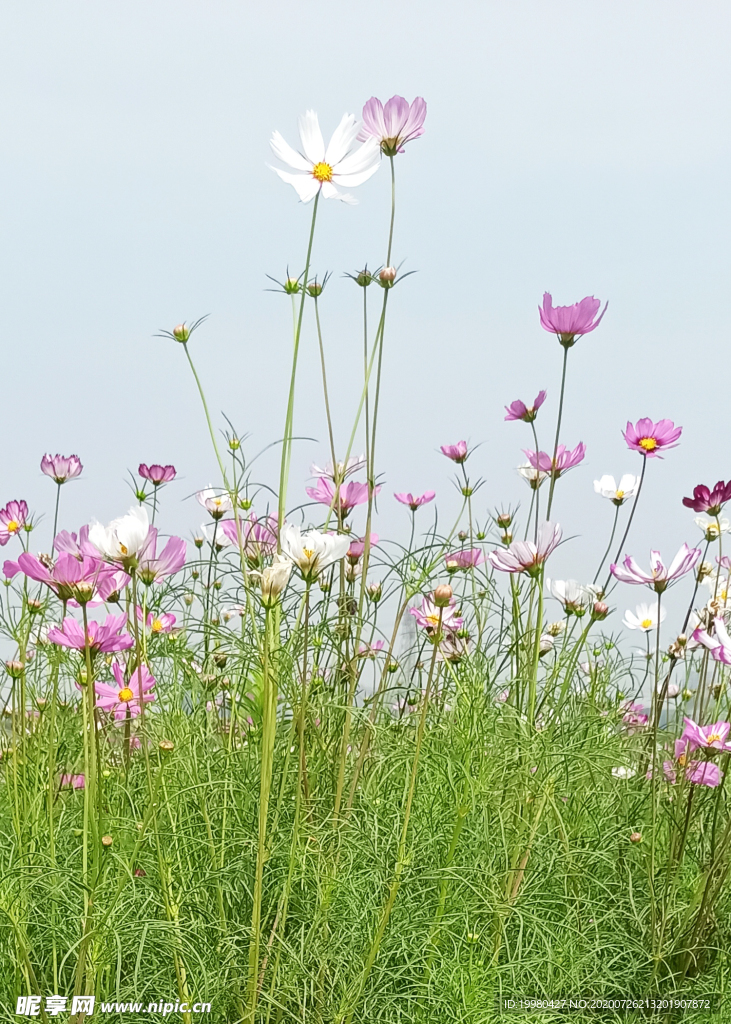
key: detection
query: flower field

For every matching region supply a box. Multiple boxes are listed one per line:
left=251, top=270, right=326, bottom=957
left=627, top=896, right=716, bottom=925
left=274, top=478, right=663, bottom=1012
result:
left=2, top=95, right=731, bottom=1023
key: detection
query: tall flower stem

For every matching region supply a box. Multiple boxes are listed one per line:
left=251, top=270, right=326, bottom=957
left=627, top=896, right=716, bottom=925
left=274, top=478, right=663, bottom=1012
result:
left=277, top=193, right=320, bottom=532
left=297, top=584, right=312, bottom=804
left=182, top=341, right=229, bottom=489
left=545, top=345, right=569, bottom=519
left=528, top=571, right=544, bottom=728
left=313, top=293, right=338, bottom=477
left=649, top=588, right=663, bottom=956
left=50, top=483, right=62, bottom=555
left=602, top=456, right=647, bottom=594
left=593, top=504, right=621, bottom=585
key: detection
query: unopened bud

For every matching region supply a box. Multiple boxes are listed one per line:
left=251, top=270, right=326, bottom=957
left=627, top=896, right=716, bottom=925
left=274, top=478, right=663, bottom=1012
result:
left=193, top=537, right=204, bottom=550
left=476, top=531, right=486, bottom=540
left=379, top=266, right=396, bottom=285
left=306, top=281, right=323, bottom=297
left=228, top=436, right=241, bottom=451
left=240, top=498, right=252, bottom=510
left=496, top=513, right=512, bottom=529
left=5, top=660, right=24, bottom=678
left=433, top=584, right=453, bottom=607
left=355, top=269, right=372, bottom=287
left=101, top=834, right=113, bottom=848
left=172, top=323, right=190, bottom=343
left=698, top=561, right=714, bottom=580
left=677, top=634, right=687, bottom=646
left=386, top=660, right=399, bottom=673
left=28, top=599, right=43, bottom=614
left=284, top=277, right=301, bottom=294
left=367, top=581, right=382, bottom=603
left=184, top=593, right=194, bottom=606
left=159, top=739, right=174, bottom=754
left=592, top=601, right=609, bottom=621
left=458, top=531, right=468, bottom=543
left=629, top=831, right=642, bottom=844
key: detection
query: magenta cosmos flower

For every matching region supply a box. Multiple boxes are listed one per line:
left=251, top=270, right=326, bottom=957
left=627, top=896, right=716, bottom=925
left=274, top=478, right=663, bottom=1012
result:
left=488, top=522, right=562, bottom=576
left=610, top=544, right=701, bottom=593
left=347, top=534, right=379, bottom=563
left=623, top=418, right=682, bottom=458
left=655, top=758, right=722, bottom=787
left=679, top=716, right=730, bottom=753
left=9, top=551, right=125, bottom=605
left=505, top=390, right=547, bottom=423
left=305, top=477, right=377, bottom=516
left=48, top=613, right=133, bottom=655
left=621, top=701, right=648, bottom=728
left=95, top=663, right=156, bottom=721
left=136, top=607, right=176, bottom=633
left=220, top=513, right=278, bottom=566
left=682, top=480, right=731, bottom=515
left=60, top=773, right=85, bottom=790
left=694, top=615, right=731, bottom=665
left=358, top=95, right=427, bottom=155
left=0, top=500, right=28, bottom=546
left=445, top=549, right=485, bottom=571
left=440, top=441, right=468, bottom=464
left=41, top=454, right=82, bottom=484
left=139, top=463, right=176, bottom=485
left=394, top=491, right=435, bottom=511
left=410, top=593, right=463, bottom=634
left=539, top=292, right=607, bottom=347
left=53, top=525, right=98, bottom=558
left=137, top=528, right=186, bottom=585
left=524, top=443, right=585, bottom=478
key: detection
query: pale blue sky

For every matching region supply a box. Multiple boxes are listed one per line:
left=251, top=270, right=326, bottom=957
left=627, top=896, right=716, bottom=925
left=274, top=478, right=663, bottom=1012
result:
left=1, top=1, right=729, bottom=623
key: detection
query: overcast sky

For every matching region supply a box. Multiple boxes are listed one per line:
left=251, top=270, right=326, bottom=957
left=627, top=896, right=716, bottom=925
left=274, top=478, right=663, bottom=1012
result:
left=1, top=0, right=729, bottom=629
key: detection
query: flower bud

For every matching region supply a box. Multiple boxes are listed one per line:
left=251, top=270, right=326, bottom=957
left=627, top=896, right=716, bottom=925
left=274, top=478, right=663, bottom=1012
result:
left=101, top=834, right=113, bottom=848
left=546, top=621, right=565, bottom=637
left=386, top=660, right=399, bottom=673
left=184, top=593, right=194, bottom=606
left=193, top=536, right=204, bottom=550
left=159, top=739, right=174, bottom=754
left=172, top=323, right=190, bottom=343
left=228, top=436, right=241, bottom=451
left=698, top=560, right=714, bottom=581
left=355, top=269, right=372, bottom=287
left=5, top=660, right=24, bottom=678
left=458, top=531, right=468, bottom=543
left=259, top=555, right=292, bottom=607
left=629, top=831, right=642, bottom=844
left=591, top=601, right=609, bottom=621
left=284, top=277, right=301, bottom=294
left=433, top=584, right=453, bottom=607
left=495, top=513, right=512, bottom=529
left=682, top=687, right=693, bottom=700
left=476, top=531, right=486, bottom=541
left=240, top=498, right=252, bottom=510
left=28, top=599, right=43, bottom=614
left=379, top=266, right=396, bottom=286
left=367, top=581, right=382, bottom=603
left=306, top=281, right=323, bottom=297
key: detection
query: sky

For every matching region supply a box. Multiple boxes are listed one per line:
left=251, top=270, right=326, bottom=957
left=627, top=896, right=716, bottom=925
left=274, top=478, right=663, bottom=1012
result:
left=1, top=0, right=729, bottom=630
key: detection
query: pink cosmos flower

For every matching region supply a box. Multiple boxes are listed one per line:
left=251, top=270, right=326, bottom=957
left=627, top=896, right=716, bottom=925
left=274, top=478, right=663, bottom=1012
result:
left=137, top=529, right=186, bottom=584
left=53, top=526, right=98, bottom=558
left=410, top=594, right=464, bottom=634
left=610, top=544, right=701, bottom=593
left=0, top=501, right=28, bottom=546
left=48, top=613, right=134, bottom=655
left=488, top=522, right=562, bottom=576
left=539, top=292, right=607, bottom=347
left=136, top=607, right=176, bottom=633
left=685, top=761, right=723, bottom=786
left=623, top=418, right=682, bottom=458
left=305, top=476, right=377, bottom=516
left=679, top=716, right=731, bottom=753
left=440, top=441, right=468, bottom=463
left=682, top=480, right=731, bottom=515
left=41, top=454, right=82, bottom=484
left=12, top=551, right=126, bottom=605
left=694, top=615, right=731, bottom=665
left=394, top=491, right=436, bottom=511
left=358, top=640, right=386, bottom=657
left=358, top=95, right=427, bottom=155
left=60, top=773, right=85, bottom=789
left=445, top=549, right=485, bottom=571
left=621, top=701, right=648, bottom=729
left=347, top=534, right=379, bottom=563
left=310, top=455, right=366, bottom=481
left=139, top=464, right=176, bottom=485
left=95, top=662, right=156, bottom=721
left=505, top=391, right=547, bottom=423
left=524, top=443, right=585, bottom=477
left=220, top=513, right=278, bottom=566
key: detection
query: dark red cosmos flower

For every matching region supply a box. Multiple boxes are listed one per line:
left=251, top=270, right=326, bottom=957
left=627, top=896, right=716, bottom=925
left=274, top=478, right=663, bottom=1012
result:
left=682, top=481, right=731, bottom=515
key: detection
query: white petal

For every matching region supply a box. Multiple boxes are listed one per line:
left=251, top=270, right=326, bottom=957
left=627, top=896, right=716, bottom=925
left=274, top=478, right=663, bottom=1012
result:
left=320, top=181, right=357, bottom=204
left=270, top=166, right=320, bottom=203
left=333, top=137, right=381, bottom=176
left=332, top=165, right=380, bottom=188
left=298, top=110, right=325, bottom=164
left=270, top=130, right=312, bottom=172
left=325, top=114, right=360, bottom=166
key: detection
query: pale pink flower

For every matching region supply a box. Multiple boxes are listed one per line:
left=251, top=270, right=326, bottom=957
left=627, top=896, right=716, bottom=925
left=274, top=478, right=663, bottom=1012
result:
left=610, top=545, right=701, bottom=592
left=310, top=455, right=366, bottom=481
left=60, top=773, right=85, bottom=789
left=41, top=454, right=83, bottom=484
left=0, top=500, right=28, bottom=546
left=445, top=549, right=485, bottom=571
left=524, top=443, right=585, bottom=477
left=196, top=487, right=233, bottom=518
left=305, top=477, right=377, bottom=516
left=136, top=607, right=176, bottom=633
left=358, top=640, right=385, bottom=657
left=12, top=551, right=125, bottom=605
left=139, top=464, right=176, bottom=485
left=220, top=513, right=278, bottom=566
left=694, top=615, right=731, bottom=665
left=53, top=526, right=98, bottom=558
left=539, top=292, right=607, bottom=346
left=358, top=95, right=427, bottom=155
left=347, top=534, right=379, bottom=563
left=137, top=528, right=186, bottom=584
left=48, top=613, right=133, bottom=655
left=410, top=594, right=463, bottom=633
left=679, top=716, right=731, bottom=753
left=488, top=522, right=562, bottom=576
left=440, top=441, right=468, bottom=463
left=95, top=663, right=156, bottom=721
left=621, top=701, right=648, bottom=729
left=394, top=491, right=435, bottom=511
left=504, top=391, right=547, bottom=423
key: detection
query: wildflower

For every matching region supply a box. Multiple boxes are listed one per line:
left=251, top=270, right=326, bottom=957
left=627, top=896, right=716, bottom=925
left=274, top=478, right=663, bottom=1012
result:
left=547, top=579, right=597, bottom=615
left=622, top=418, right=682, bottom=458
left=305, top=477, right=375, bottom=516
left=60, top=773, right=85, bottom=789
left=630, top=832, right=642, bottom=843
left=138, top=464, right=176, bottom=486
left=5, top=660, right=24, bottom=678
left=136, top=608, right=176, bottom=633
left=621, top=701, right=648, bottom=729
left=358, top=95, right=427, bottom=155
left=379, top=267, right=396, bottom=287
left=347, top=534, right=378, bottom=563
left=612, top=766, right=636, bottom=779
left=220, top=513, right=278, bottom=566
left=41, top=454, right=83, bottom=484
left=53, top=526, right=98, bottom=558
left=679, top=715, right=731, bottom=752
left=517, top=463, right=548, bottom=489
left=279, top=524, right=349, bottom=582
left=137, top=529, right=186, bottom=584
left=539, top=634, right=555, bottom=656
left=48, top=613, right=134, bottom=655
left=270, top=110, right=380, bottom=205
left=311, top=455, right=366, bottom=481
left=610, top=545, right=701, bottom=592
left=538, top=292, right=607, bottom=347
left=410, top=592, right=463, bottom=634
left=358, top=640, right=385, bottom=658
left=685, top=761, right=723, bottom=787
left=682, top=480, right=731, bottom=515
left=367, top=581, right=382, bottom=602
left=88, top=506, right=151, bottom=569
left=658, top=681, right=680, bottom=698
left=440, top=441, right=468, bottom=463
left=445, top=549, right=485, bottom=572
left=488, top=522, right=562, bottom=577
left=13, top=551, right=124, bottom=605
left=622, top=602, right=667, bottom=632
left=201, top=522, right=232, bottom=552
left=594, top=474, right=640, bottom=506
left=0, top=501, right=29, bottom=546
left=694, top=515, right=730, bottom=542
left=524, top=443, right=585, bottom=478
left=196, top=487, right=233, bottom=518
left=252, top=554, right=293, bottom=607
left=591, top=601, right=609, bottom=621
left=394, top=491, right=435, bottom=511
left=504, top=390, right=547, bottom=423
left=95, top=663, right=156, bottom=721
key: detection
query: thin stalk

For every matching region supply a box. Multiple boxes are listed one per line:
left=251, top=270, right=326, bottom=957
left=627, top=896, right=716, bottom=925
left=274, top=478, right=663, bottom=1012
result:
left=545, top=345, right=569, bottom=519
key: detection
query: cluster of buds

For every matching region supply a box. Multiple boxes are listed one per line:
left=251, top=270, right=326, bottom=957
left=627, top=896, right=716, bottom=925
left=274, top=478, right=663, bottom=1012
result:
left=667, top=633, right=688, bottom=660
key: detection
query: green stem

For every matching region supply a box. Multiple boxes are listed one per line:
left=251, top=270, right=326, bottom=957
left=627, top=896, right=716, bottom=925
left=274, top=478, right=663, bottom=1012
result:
left=545, top=345, right=569, bottom=520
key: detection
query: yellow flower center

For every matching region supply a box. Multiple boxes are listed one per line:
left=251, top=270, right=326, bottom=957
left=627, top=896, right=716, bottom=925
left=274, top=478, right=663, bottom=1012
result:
left=678, top=753, right=687, bottom=766
left=120, top=543, right=128, bottom=555
left=426, top=614, right=440, bottom=628
left=615, top=490, right=624, bottom=499
left=302, top=547, right=314, bottom=560
left=638, top=437, right=657, bottom=452
left=6, top=520, right=19, bottom=533
left=641, top=618, right=652, bottom=629
left=707, top=732, right=721, bottom=744
left=312, top=162, right=333, bottom=182
left=151, top=619, right=163, bottom=632
left=118, top=687, right=134, bottom=703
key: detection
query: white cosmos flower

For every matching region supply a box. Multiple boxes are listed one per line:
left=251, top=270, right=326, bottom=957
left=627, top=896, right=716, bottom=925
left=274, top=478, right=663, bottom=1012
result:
left=269, top=111, right=381, bottom=205
left=611, top=766, right=636, bottom=779
left=280, top=523, right=350, bottom=581
left=594, top=474, right=640, bottom=505
left=202, top=523, right=234, bottom=550
left=196, top=486, right=233, bottom=518
left=251, top=554, right=293, bottom=607
left=546, top=579, right=597, bottom=615
left=695, top=515, right=730, bottom=540
left=88, top=506, right=150, bottom=564
left=311, top=454, right=367, bottom=481
left=517, top=463, right=548, bottom=489
left=622, top=602, right=666, bottom=632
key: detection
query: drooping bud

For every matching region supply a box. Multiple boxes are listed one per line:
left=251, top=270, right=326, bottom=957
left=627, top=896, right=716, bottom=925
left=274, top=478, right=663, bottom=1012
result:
left=101, top=834, right=114, bottom=848
left=433, top=584, right=453, bottom=607
left=172, top=323, right=190, bottom=343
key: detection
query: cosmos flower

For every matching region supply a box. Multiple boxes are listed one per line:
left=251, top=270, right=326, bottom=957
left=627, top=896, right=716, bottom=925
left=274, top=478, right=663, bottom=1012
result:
left=53, top=526, right=98, bottom=558
left=622, top=602, right=667, bottom=632
left=594, top=474, right=640, bottom=505
left=488, top=522, right=562, bottom=576
left=693, top=616, right=731, bottom=666
left=95, top=663, right=156, bottom=721
left=679, top=715, right=731, bottom=752
left=445, top=549, right=485, bottom=572
left=279, top=523, right=350, bottom=582
left=610, top=545, right=701, bottom=592
left=251, top=553, right=293, bottom=607
left=270, top=110, right=381, bottom=204
left=60, top=773, right=85, bottom=789
left=139, top=464, right=176, bottom=485
left=305, top=477, right=377, bottom=516
left=41, top=454, right=82, bottom=484
left=538, top=292, right=607, bottom=347
left=440, top=441, right=468, bottom=463
left=310, top=455, right=366, bottom=481
left=347, top=534, right=379, bottom=563
left=394, top=491, right=435, bottom=511
left=517, top=463, right=548, bottom=489
left=623, top=418, right=682, bottom=458
left=0, top=501, right=29, bottom=546
left=358, top=95, right=427, bottom=155
left=196, top=487, right=233, bottom=519
left=136, top=607, right=176, bottom=633
left=546, top=579, right=597, bottom=615
left=504, top=390, right=547, bottom=423
left=12, top=551, right=125, bottom=605
left=137, top=529, right=186, bottom=584
left=621, top=701, right=648, bottom=729
left=410, top=593, right=464, bottom=633
left=220, top=513, right=278, bottom=566
left=88, top=506, right=150, bottom=567
left=48, top=613, right=134, bottom=655
left=524, top=443, right=585, bottom=477
left=682, top=480, right=731, bottom=515
left=695, top=516, right=730, bottom=541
